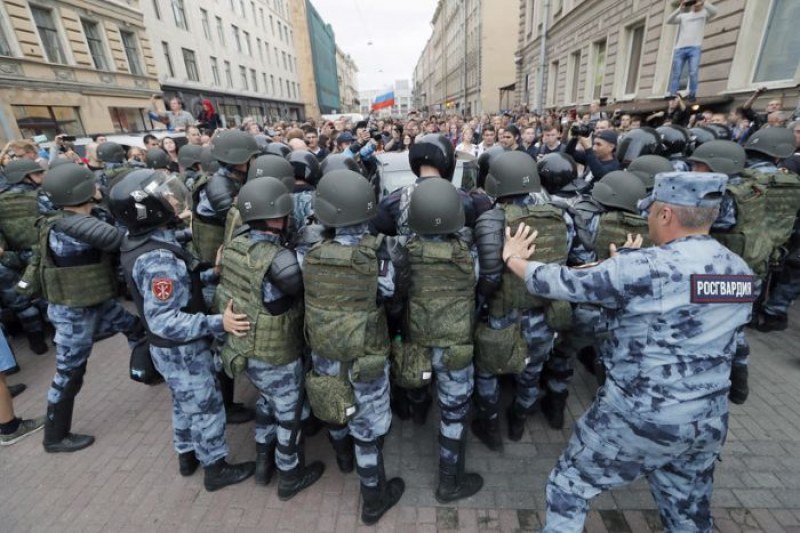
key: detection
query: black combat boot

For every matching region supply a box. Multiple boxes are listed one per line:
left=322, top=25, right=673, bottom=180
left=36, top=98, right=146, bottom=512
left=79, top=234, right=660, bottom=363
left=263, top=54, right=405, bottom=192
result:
left=435, top=434, right=483, bottom=504
left=302, top=414, right=323, bottom=437
left=360, top=453, right=404, bottom=525
left=729, top=364, right=749, bottom=405
left=390, top=387, right=411, bottom=421
left=26, top=331, right=48, bottom=355
left=254, top=441, right=275, bottom=485
left=203, top=458, right=256, bottom=492
left=42, top=401, right=94, bottom=453
left=541, top=390, right=569, bottom=430
left=506, top=402, right=530, bottom=442
left=277, top=460, right=325, bottom=500
left=328, top=432, right=354, bottom=473
left=178, top=451, right=199, bottom=477
left=217, top=372, right=255, bottom=425
left=408, top=388, right=432, bottom=426
left=756, top=312, right=788, bottom=332
left=470, top=398, right=502, bottom=451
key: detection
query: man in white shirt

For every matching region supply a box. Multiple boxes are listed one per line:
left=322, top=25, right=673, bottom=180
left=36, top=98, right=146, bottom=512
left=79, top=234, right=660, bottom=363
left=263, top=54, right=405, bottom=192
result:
left=667, top=0, right=718, bottom=102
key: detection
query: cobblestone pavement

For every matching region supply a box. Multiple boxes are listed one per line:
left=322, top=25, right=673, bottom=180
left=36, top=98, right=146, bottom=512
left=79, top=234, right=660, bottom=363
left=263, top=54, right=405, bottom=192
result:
left=2, top=304, right=800, bottom=532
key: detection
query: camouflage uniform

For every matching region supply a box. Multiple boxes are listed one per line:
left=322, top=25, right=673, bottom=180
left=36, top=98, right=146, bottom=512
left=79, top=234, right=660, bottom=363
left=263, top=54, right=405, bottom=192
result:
left=292, top=183, right=315, bottom=230
left=526, top=174, right=756, bottom=532
left=128, top=228, right=228, bottom=466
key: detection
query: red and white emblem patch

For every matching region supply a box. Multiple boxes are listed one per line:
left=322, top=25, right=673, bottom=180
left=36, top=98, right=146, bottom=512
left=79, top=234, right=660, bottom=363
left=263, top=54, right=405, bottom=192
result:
left=152, top=278, right=174, bottom=301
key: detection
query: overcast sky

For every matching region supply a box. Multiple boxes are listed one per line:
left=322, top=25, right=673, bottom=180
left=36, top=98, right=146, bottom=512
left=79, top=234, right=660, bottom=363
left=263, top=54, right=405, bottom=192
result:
left=309, top=0, right=437, bottom=92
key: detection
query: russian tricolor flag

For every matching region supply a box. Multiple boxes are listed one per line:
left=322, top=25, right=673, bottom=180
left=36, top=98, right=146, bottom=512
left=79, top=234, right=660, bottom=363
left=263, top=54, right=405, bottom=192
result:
left=371, top=91, right=395, bottom=111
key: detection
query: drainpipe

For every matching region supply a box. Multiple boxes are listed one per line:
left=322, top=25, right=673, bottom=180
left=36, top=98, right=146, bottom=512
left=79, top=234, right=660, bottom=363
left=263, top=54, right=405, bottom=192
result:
left=536, top=0, right=551, bottom=112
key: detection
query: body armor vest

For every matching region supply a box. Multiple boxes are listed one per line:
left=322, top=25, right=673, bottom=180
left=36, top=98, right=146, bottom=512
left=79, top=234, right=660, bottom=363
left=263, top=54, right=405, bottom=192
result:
left=216, top=235, right=303, bottom=374
left=223, top=204, right=243, bottom=245
left=303, top=234, right=389, bottom=361
left=595, top=211, right=652, bottom=261
left=741, top=168, right=800, bottom=254
left=39, top=213, right=117, bottom=307
left=406, top=237, right=475, bottom=347
left=711, top=181, right=770, bottom=277
left=0, top=189, right=40, bottom=250
left=489, top=203, right=568, bottom=317
left=191, top=174, right=226, bottom=264
left=120, top=236, right=207, bottom=348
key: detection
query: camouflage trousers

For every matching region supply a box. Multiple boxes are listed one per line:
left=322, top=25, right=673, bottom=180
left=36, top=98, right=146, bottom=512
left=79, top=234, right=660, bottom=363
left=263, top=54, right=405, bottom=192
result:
left=476, top=311, right=555, bottom=415
left=151, top=340, right=228, bottom=466
left=0, top=262, right=44, bottom=335
left=246, top=357, right=303, bottom=472
left=313, top=353, right=391, bottom=487
left=543, top=304, right=602, bottom=394
left=430, top=347, right=474, bottom=465
left=543, top=397, right=727, bottom=533
left=763, top=261, right=800, bottom=316
left=46, top=300, right=141, bottom=404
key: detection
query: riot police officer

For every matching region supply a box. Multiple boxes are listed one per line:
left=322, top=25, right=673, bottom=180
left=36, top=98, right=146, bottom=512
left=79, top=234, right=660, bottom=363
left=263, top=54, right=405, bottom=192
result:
left=656, top=124, right=692, bottom=171
left=110, top=168, right=256, bottom=491
left=286, top=150, right=322, bottom=229
left=302, top=170, right=404, bottom=525
left=627, top=155, right=675, bottom=191
left=39, top=164, right=144, bottom=453
left=145, top=148, right=172, bottom=171
left=537, top=152, right=580, bottom=199
left=177, top=143, right=204, bottom=191
left=96, top=141, right=139, bottom=191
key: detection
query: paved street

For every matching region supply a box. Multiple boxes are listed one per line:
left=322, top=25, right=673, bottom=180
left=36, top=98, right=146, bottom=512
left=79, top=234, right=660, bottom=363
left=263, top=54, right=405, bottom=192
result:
left=2, top=304, right=800, bottom=532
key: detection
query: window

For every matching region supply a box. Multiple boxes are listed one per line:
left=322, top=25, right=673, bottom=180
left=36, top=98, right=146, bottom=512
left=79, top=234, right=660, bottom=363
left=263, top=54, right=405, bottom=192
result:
left=200, top=9, right=211, bottom=40
left=270, top=74, right=276, bottom=94
left=224, top=60, right=233, bottom=88
left=251, top=68, right=258, bottom=92
left=232, top=25, right=242, bottom=53
left=265, top=41, right=271, bottom=64
left=251, top=2, right=257, bottom=22
left=269, top=15, right=274, bottom=34
left=31, top=6, right=67, bottom=64
left=591, top=39, right=607, bottom=100
left=210, top=56, right=221, bottom=86
left=243, top=31, right=252, bottom=56
left=287, top=54, right=292, bottom=72
left=216, top=16, right=225, bottom=46
left=0, top=9, right=12, bottom=56
left=81, top=20, right=109, bottom=70
left=624, top=24, right=645, bottom=95
left=119, top=30, right=143, bottom=75
left=162, top=41, right=175, bottom=77
left=753, top=0, right=800, bottom=83
left=260, top=8, right=265, bottom=28
left=240, top=65, right=249, bottom=90
left=286, top=79, right=291, bottom=98
left=12, top=105, right=85, bottom=139
left=109, top=107, right=151, bottom=133
left=262, top=73, right=268, bottom=93
left=568, top=51, right=581, bottom=103
left=239, top=0, right=245, bottom=15
left=152, top=0, right=161, bottom=20
left=279, top=77, right=283, bottom=97
left=183, top=48, right=199, bottom=81
left=282, top=51, right=287, bottom=70
left=548, top=60, right=559, bottom=106
left=274, top=46, right=278, bottom=64
left=171, top=0, right=188, bottom=30
left=257, top=38, right=263, bottom=60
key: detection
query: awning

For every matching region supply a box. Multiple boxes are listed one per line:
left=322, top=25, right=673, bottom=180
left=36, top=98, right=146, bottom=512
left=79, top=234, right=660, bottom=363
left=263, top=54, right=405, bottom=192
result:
left=499, top=82, right=516, bottom=92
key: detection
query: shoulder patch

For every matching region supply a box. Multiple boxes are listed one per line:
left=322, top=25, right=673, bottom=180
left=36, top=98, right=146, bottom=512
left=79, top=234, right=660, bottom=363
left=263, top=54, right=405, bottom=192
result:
left=690, top=274, right=757, bottom=303
left=152, top=277, right=174, bottom=301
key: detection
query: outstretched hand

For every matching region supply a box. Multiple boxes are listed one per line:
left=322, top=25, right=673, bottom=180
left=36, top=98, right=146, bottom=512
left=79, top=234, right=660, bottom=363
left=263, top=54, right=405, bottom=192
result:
left=503, top=223, right=539, bottom=262
left=609, top=233, right=643, bottom=257
left=223, top=299, right=250, bottom=337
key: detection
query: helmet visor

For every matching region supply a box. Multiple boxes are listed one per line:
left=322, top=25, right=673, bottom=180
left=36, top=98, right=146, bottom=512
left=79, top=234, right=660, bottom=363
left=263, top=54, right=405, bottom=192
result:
left=144, top=172, right=192, bottom=216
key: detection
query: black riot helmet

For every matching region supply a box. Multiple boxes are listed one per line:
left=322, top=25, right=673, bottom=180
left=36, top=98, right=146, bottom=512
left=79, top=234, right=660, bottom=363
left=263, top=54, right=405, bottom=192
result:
left=237, top=177, right=293, bottom=223
left=485, top=151, right=542, bottom=198
left=209, top=129, right=260, bottom=165
left=689, top=127, right=716, bottom=151
left=408, top=134, right=456, bottom=180
left=537, top=152, right=578, bottom=194
left=253, top=133, right=271, bottom=152
left=199, top=146, right=220, bottom=174
left=626, top=155, right=674, bottom=191
left=4, top=159, right=44, bottom=185
left=704, top=123, right=733, bottom=141
left=320, top=153, right=362, bottom=176
left=591, top=170, right=647, bottom=214
left=248, top=154, right=295, bottom=191
left=287, top=150, right=322, bottom=186
left=314, top=170, right=376, bottom=228
left=616, top=127, right=665, bottom=166
left=744, top=127, right=796, bottom=160
left=96, top=142, right=126, bottom=164
left=264, top=142, right=291, bottom=159
left=108, top=169, right=191, bottom=235
left=178, top=143, right=204, bottom=169
left=408, top=177, right=464, bottom=235
left=145, top=148, right=171, bottom=170
left=43, top=163, right=97, bottom=207
left=656, top=125, right=691, bottom=157
left=476, top=145, right=507, bottom=189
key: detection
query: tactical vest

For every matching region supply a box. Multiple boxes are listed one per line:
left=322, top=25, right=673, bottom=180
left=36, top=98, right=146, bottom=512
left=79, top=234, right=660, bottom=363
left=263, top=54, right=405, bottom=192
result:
left=595, top=211, right=652, bottom=261
left=0, top=189, right=41, bottom=250
left=303, top=234, right=390, bottom=361
left=489, top=203, right=568, bottom=317
left=191, top=174, right=226, bottom=264
left=120, top=236, right=207, bottom=348
left=741, top=168, right=800, bottom=253
left=216, top=235, right=303, bottom=374
left=223, top=204, right=243, bottom=245
left=711, top=181, right=770, bottom=277
left=406, top=237, right=475, bottom=347
left=39, top=213, right=117, bottom=307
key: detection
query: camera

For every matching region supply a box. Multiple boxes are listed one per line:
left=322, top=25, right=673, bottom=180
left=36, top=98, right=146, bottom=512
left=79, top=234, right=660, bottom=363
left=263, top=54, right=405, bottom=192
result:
left=369, top=127, right=382, bottom=141
left=570, top=124, right=594, bottom=138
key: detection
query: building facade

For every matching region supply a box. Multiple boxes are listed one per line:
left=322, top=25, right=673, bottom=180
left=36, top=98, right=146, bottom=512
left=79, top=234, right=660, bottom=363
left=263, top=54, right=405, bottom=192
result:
left=0, top=0, right=161, bottom=143
left=336, top=46, right=358, bottom=114
left=305, top=0, right=339, bottom=115
left=140, top=0, right=304, bottom=126
left=413, top=0, right=518, bottom=116
left=359, top=80, right=413, bottom=118
left=515, top=0, right=799, bottom=114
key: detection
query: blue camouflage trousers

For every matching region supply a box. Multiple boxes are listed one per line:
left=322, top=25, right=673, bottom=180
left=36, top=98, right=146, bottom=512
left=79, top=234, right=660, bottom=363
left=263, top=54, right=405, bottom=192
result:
left=0, top=262, right=44, bottom=334
left=151, top=340, right=228, bottom=466
left=246, top=357, right=303, bottom=472
left=764, top=262, right=800, bottom=316
left=543, top=304, right=601, bottom=394
left=543, top=397, right=727, bottom=533
left=314, top=353, right=391, bottom=487
left=47, top=299, right=141, bottom=404
left=431, top=347, right=474, bottom=465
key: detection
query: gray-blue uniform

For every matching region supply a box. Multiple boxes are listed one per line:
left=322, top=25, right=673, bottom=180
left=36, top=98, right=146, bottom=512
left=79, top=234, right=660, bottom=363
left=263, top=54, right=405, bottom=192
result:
left=520, top=173, right=756, bottom=532
left=125, top=228, right=229, bottom=466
